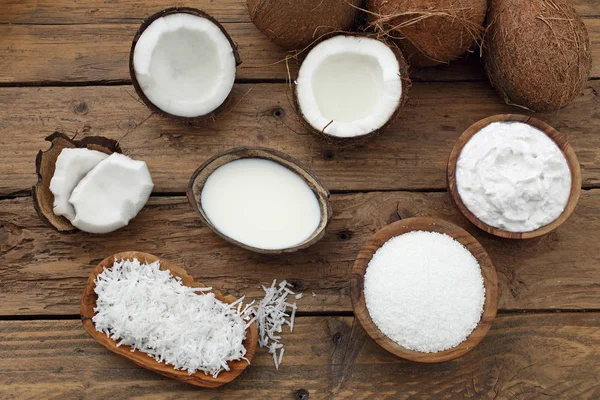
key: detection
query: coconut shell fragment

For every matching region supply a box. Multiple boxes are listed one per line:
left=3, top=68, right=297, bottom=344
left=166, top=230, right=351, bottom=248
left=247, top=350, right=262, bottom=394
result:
left=366, top=0, right=486, bottom=67
left=247, top=0, right=363, bottom=50
left=484, top=0, right=592, bottom=112
left=32, top=132, right=121, bottom=233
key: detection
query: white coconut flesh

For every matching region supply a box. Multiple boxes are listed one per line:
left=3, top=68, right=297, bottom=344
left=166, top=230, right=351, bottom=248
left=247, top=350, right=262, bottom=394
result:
left=68, top=153, right=154, bottom=234
left=296, top=36, right=402, bottom=138
left=49, top=148, right=108, bottom=222
left=133, top=13, right=237, bottom=118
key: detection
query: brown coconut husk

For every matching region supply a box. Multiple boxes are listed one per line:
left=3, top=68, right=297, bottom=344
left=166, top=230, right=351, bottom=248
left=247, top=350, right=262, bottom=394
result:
left=292, top=33, right=411, bottom=146
left=484, top=0, right=592, bottom=112
left=365, top=0, right=486, bottom=67
left=247, top=0, right=363, bottom=51
left=129, top=8, right=242, bottom=123
left=32, top=132, right=122, bottom=233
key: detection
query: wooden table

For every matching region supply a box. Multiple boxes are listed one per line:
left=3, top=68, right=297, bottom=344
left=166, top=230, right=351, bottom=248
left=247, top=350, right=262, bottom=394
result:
left=1, top=1, right=599, bottom=398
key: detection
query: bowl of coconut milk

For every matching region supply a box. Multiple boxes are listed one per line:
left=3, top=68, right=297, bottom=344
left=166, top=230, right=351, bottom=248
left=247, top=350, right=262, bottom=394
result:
left=447, top=114, right=581, bottom=239
left=187, top=147, right=332, bottom=253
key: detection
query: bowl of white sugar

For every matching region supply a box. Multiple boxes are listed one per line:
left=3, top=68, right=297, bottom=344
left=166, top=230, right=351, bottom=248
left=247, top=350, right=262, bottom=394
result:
left=448, top=114, right=581, bottom=239
left=351, top=217, right=498, bottom=363
left=187, top=147, right=332, bottom=254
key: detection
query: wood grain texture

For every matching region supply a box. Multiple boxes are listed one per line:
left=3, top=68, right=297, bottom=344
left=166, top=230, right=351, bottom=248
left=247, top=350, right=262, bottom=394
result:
left=2, top=190, right=600, bottom=316
left=80, top=251, right=258, bottom=388
left=1, top=81, right=600, bottom=197
left=0, top=22, right=293, bottom=84
left=2, top=0, right=598, bottom=24
left=0, top=315, right=598, bottom=399
left=0, top=3, right=598, bottom=83
left=187, top=147, right=332, bottom=254
left=351, top=217, right=498, bottom=363
left=448, top=114, right=582, bottom=239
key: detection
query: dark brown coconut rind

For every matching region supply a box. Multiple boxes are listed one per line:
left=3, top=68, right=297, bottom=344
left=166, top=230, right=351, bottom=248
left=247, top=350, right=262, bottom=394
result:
left=247, top=0, right=362, bottom=51
left=32, top=132, right=122, bottom=233
left=484, top=0, right=592, bottom=112
left=187, top=147, right=332, bottom=255
left=366, top=0, right=486, bottom=67
left=129, top=8, right=242, bottom=123
left=293, top=34, right=411, bottom=146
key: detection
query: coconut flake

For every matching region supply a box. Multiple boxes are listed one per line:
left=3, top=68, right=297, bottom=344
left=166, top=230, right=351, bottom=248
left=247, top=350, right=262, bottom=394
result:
left=249, top=279, right=297, bottom=369
left=92, top=258, right=253, bottom=377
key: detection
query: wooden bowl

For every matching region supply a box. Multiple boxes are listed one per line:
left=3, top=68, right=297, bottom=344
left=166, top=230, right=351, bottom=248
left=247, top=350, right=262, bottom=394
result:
left=187, top=147, right=332, bottom=254
left=350, top=217, right=498, bottom=363
left=447, top=114, right=582, bottom=239
left=80, top=251, right=258, bottom=388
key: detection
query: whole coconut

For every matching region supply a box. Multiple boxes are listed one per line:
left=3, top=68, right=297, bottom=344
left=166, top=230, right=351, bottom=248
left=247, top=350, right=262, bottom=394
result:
left=484, top=0, right=592, bottom=112
left=247, top=0, right=362, bottom=50
left=366, top=0, right=486, bottom=67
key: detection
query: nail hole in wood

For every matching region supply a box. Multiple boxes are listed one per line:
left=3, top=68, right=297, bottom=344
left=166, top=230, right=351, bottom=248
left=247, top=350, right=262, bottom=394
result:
left=323, top=150, right=335, bottom=160
left=295, top=389, right=309, bottom=400
left=272, top=107, right=285, bottom=118
left=338, top=230, right=352, bottom=241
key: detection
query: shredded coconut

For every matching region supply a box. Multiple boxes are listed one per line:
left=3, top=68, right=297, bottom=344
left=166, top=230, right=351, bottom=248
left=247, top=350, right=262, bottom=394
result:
left=93, top=258, right=253, bottom=377
left=364, top=231, right=485, bottom=353
left=249, top=280, right=297, bottom=370
left=93, top=259, right=298, bottom=375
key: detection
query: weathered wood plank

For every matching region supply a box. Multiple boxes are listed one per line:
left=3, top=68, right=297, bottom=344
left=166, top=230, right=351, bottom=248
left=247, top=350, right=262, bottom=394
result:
left=0, top=18, right=598, bottom=83
left=1, top=0, right=251, bottom=24
left=2, top=0, right=598, bottom=24
left=1, top=81, right=599, bottom=197
left=2, top=190, right=599, bottom=316
left=0, top=22, right=293, bottom=83
left=0, top=314, right=598, bottom=399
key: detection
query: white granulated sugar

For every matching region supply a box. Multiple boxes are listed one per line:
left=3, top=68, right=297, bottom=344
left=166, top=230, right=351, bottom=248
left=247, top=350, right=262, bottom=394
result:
left=92, top=259, right=253, bottom=377
left=364, top=231, right=485, bottom=353
left=456, top=121, right=571, bottom=232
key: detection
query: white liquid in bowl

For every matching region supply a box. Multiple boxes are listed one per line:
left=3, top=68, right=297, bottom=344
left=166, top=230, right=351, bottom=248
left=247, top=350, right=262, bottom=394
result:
left=200, top=158, right=321, bottom=250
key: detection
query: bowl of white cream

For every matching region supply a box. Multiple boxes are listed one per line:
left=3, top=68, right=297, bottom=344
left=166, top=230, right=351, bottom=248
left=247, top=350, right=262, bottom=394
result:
left=187, top=147, right=332, bottom=253
left=448, top=114, right=581, bottom=239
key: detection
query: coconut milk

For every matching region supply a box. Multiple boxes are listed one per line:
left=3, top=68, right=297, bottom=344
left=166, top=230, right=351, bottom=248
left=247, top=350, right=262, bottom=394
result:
left=200, top=158, right=321, bottom=250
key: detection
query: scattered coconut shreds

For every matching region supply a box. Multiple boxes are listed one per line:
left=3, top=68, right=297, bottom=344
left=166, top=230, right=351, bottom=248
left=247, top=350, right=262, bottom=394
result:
left=312, top=292, right=316, bottom=297
left=92, top=258, right=253, bottom=378
left=249, top=280, right=297, bottom=370
left=295, top=293, right=304, bottom=300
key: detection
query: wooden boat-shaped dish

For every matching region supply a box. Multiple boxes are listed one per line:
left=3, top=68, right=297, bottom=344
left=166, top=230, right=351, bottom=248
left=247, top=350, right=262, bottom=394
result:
left=350, top=217, right=498, bottom=363
left=80, top=251, right=258, bottom=388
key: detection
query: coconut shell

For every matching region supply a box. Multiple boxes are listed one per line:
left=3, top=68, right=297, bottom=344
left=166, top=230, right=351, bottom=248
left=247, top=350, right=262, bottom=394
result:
left=293, top=34, right=411, bottom=146
left=130, top=8, right=241, bottom=123
left=247, top=0, right=363, bottom=51
left=484, top=0, right=592, bottom=112
left=366, top=0, right=486, bottom=67
left=32, top=132, right=122, bottom=233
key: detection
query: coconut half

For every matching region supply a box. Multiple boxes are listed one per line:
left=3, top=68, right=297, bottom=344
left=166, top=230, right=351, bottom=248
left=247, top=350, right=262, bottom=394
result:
left=294, top=35, right=409, bottom=142
left=33, top=133, right=122, bottom=233
left=130, top=8, right=241, bottom=120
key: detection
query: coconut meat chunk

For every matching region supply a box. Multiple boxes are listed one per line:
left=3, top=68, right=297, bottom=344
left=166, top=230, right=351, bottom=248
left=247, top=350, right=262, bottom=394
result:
left=133, top=13, right=237, bottom=118
left=296, top=36, right=402, bottom=138
left=49, top=148, right=109, bottom=222
left=69, top=153, right=154, bottom=234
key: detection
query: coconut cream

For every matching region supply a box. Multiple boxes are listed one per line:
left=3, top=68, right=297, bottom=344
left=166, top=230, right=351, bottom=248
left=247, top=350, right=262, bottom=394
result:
left=456, top=121, right=572, bottom=232
left=200, top=158, right=321, bottom=250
